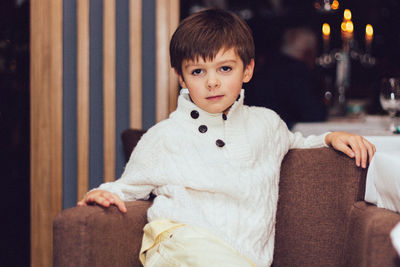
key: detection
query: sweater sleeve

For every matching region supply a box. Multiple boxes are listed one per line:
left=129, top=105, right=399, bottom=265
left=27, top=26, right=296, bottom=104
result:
left=282, top=119, right=330, bottom=149
left=95, top=126, right=166, bottom=202
left=249, top=107, right=329, bottom=160
left=271, top=112, right=329, bottom=149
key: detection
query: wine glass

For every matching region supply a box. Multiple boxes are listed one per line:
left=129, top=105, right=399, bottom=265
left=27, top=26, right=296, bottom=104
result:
left=380, top=78, right=400, bottom=132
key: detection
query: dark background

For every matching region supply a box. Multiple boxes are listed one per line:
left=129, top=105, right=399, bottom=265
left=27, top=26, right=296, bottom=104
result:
left=0, top=0, right=399, bottom=265
left=181, top=0, right=400, bottom=111
left=0, top=0, right=30, bottom=266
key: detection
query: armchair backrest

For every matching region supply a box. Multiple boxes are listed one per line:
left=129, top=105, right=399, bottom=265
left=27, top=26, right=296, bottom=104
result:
left=121, top=128, right=147, bottom=162
left=120, top=128, right=368, bottom=266
left=274, top=148, right=367, bottom=266
left=54, top=129, right=397, bottom=267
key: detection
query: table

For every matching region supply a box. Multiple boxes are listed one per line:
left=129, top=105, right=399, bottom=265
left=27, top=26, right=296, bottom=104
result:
left=292, top=115, right=398, bottom=137
left=293, top=115, right=400, bottom=151
left=293, top=115, right=400, bottom=213
left=365, top=150, right=400, bottom=212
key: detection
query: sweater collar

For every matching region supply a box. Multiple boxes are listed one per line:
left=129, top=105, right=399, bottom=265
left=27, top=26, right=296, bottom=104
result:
left=174, top=88, right=245, bottom=127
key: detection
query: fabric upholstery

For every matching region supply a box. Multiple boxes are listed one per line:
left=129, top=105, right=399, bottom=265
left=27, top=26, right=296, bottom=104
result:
left=53, top=129, right=400, bottom=267
left=274, top=148, right=367, bottom=266
left=121, top=128, right=147, bottom=162
left=344, top=201, right=400, bottom=267
left=53, top=201, right=150, bottom=267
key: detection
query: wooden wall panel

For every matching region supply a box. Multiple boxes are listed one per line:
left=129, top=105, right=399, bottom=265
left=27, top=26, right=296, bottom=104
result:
left=155, top=0, right=170, bottom=122
left=103, top=0, right=116, bottom=182
left=30, top=1, right=180, bottom=265
left=130, top=0, right=143, bottom=129
left=169, top=0, right=180, bottom=113
left=156, top=0, right=180, bottom=122
left=30, top=0, right=63, bottom=266
left=77, top=0, right=90, bottom=200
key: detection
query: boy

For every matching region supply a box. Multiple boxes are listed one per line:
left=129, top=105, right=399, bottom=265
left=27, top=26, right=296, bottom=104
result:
left=78, top=9, right=375, bottom=267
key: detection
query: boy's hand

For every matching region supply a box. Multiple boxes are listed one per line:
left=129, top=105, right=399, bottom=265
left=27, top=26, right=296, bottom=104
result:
left=325, top=132, right=376, bottom=169
left=77, top=190, right=127, bottom=213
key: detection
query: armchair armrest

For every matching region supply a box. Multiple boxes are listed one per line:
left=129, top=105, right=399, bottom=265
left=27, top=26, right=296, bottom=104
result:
left=344, top=201, right=400, bottom=267
left=274, top=147, right=368, bottom=266
left=53, top=200, right=151, bottom=267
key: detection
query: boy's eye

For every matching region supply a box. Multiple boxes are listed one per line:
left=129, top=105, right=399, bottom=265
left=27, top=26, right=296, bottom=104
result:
left=191, top=69, right=203, bottom=75
left=220, top=66, right=232, bottom=72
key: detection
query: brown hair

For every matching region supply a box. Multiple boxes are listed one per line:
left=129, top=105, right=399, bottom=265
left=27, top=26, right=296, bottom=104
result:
left=170, top=9, right=255, bottom=76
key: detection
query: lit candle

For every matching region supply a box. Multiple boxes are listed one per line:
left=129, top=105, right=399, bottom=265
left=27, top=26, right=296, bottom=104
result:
left=365, top=24, right=373, bottom=52
left=331, top=0, right=339, bottom=10
left=346, top=21, right=354, bottom=34
left=341, top=21, right=347, bottom=32
left=341, top=9, right=353, bottom=41
left=343, top=9, right=352, bottom=21
left=322, top=23, right=331, bottom=53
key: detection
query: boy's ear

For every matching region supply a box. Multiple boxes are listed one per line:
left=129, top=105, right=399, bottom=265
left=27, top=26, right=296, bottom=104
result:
left=175, top=69, right=187, bottom=88
left=243, top=59, right=255, bottom=83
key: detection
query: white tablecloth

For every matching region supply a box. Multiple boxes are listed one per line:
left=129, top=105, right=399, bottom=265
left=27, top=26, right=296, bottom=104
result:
left=295, top=115, right=400, bottom=254
left=391, top=222, right=400, bottom=255
left=293, top=116, right=400, bottom=213
left=365, top=151, right=400, bottom=212
left=292, top=115, right=396, bottom=137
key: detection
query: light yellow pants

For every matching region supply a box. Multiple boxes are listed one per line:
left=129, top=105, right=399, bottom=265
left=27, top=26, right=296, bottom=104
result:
left=140, top=219, right=257, bottom=267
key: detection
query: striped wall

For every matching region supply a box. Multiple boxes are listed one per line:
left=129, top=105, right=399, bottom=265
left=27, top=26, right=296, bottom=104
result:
left=31, top=0, right=179, bottom=266
left=62, top=0, right=179, bottom=209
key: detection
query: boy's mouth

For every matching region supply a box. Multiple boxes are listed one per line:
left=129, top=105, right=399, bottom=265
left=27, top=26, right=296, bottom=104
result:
left=206, top=95, right=224, bottom=101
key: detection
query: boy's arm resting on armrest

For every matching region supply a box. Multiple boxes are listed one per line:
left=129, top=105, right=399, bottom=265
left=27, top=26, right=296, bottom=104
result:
left=53, top=200, right=152, bottom=267
left=325, top=131, right=376, bottom=169
left=77, top=189, right=127, bottom=213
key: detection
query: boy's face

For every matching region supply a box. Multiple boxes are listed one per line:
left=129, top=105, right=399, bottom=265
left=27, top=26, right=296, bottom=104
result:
left=178, top=48, right=254, bottom=114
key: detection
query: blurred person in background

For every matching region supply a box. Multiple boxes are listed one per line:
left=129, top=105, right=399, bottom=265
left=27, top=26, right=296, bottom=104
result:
left=245, top=26, right=327, bottom=129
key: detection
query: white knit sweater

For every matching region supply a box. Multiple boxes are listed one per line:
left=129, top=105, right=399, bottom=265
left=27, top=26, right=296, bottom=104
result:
left=97, top=89, right=328, bottom=266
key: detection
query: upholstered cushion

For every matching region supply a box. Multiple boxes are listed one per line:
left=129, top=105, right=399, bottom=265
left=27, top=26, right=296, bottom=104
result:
left=274, top=148, right=367, bottom=266
left=53, top=201, right=151, bottom=267
left=121, top=129, right=147, bottom=162
left=343, top=201, right=400, bottom=267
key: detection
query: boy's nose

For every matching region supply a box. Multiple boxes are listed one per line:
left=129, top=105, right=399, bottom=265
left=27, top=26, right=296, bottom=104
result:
left=207, top=76, right=220, bottom=90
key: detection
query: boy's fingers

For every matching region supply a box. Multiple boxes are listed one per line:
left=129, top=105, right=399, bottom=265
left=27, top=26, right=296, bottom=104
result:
left=77, top=200, right=86, bottom=206
left=76, top=190, right=125, bottom=212
left=86, top=194, right=95, bottom=203
left=364, top=139, right=376, bottom=163
left=354, top=150, right=360, bottom=167
left=99, top=192, right=126, bottom=212
left=102, top=192, right=115, bottom=204
left=112, top=196, right=127, bottom=213
left=361, top=147, right=368, bottom=168
left=363, top=140, right=373, bottom=165
left=357, top=140, right=368, bottom=168
left=332, top=134, right=375, bottom=169
left=94, top=196, right=110, bottom=207
left=352, top=137, right=365, bottom=166
left=103, top=195, right=126, bottom=213
left=354, top=137, right=375, bottom=168
left=336, top=142, right=355, bottom=159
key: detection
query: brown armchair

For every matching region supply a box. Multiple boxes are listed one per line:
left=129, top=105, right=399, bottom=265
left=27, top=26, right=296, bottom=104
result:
left=53, top=129, right=400, bottom=266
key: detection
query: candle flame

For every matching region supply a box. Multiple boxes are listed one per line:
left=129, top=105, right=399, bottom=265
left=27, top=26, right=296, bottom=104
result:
left=346, top=21, right=354, bottom=33
left=341, top=21, right=347, bottom=32
left=322, top=23, right=331, bottom=36
left=332, top=0, right=339, bottom=10
left=344, top=9, right=352, bottom=21
left=366, top=24, right=373, bottom=37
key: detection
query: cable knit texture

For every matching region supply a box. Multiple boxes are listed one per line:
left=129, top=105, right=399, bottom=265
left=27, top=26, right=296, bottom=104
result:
left=97, top=89, right=328, bottom=267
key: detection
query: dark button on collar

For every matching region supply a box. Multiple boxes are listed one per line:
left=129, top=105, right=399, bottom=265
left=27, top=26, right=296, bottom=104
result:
left=216, top=139, right=225, bottom=147
left=190, top=110, right=199, bottom=119
left=198, top=125, right=208, bottom=133
left=222, top=114, right=227, bottom=120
